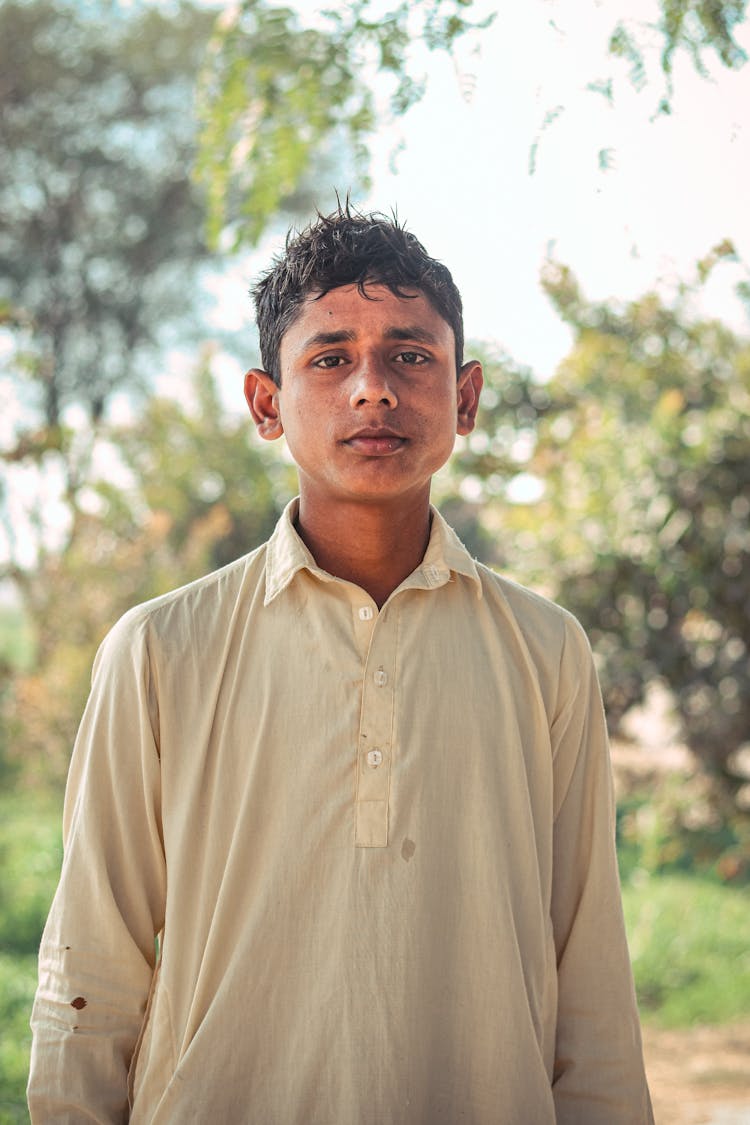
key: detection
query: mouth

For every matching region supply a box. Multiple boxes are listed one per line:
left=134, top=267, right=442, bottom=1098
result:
left=343, top=428, right=408, bottom=455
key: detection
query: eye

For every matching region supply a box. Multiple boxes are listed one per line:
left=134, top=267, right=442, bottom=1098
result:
left=313, top=354, right=347, bottom=369
left=394, top=351, right=429, bottom=365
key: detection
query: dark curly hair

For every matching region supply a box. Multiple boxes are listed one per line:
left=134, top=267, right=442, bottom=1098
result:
left=251, top=203, right=464, bottom=385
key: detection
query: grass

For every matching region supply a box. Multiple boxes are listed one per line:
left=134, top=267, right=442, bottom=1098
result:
left=622, top=872, right=750, bottom=1028
left=0, top=955, right=36, bottom=1124
left=0, top=794, right=61, bottom=1125
left=0, top=795, right=62, bottom=956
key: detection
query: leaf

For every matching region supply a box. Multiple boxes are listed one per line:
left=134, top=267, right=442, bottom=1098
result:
left=586, top=77, right=615, bottom=104
left=598, top=147, right=616, bottom=171
left=609, top=21, right=648, bottom=90
left=196, top=0, right=494, bottom=250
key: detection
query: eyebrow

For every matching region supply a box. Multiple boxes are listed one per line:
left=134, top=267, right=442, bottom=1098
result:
left=301, top=325, right=441, bottom=351
left=302, top=330, right=357, bottom=349
left=384, top=326, right=440, bottom=346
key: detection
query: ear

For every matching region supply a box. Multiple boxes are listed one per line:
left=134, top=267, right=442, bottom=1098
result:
left=244, top=369, right=284, bottom=441
left=456, top=360, right=483, bottom=436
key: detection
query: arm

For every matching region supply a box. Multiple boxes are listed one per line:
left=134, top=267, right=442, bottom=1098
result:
left=28, top=613, right=167, bottom=1123
left=549, top=615, right=653, bottom=1125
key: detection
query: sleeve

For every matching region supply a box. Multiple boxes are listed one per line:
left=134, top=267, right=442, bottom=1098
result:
left=549, top=614, right=654, bottom=1125
left=27, top=612, right=167, bottom=1123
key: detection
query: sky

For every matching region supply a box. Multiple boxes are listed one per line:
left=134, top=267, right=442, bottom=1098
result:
left=205, top=0, right=750, bottom=385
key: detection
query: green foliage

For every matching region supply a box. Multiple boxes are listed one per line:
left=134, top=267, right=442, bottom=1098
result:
left=0, top=952, right=37, bottom=1123
left=0, top=794, right=59, bottom=1119
left=451, top=269, right=750, bottom=794
left=608, top=1, right=747, bottom=113
left=609, top=21, right=648, bottom=91
left=0, top=609, right=35, bottom=674
left=110, top=356, right=295, bottom=572
left=0, top=608, right=35, bottom=787
left=658, top=0, right=748, bottom=76
left=537, top=269, right=750, bottom=784
left=622, top=874, right=750, bottom=1025
left=2, top=358, right=295, bottom=786
left=196, top=0, right=748, bottom=229
left=434, top=343, right=557, bottom=562
left=195, top=2, right=370, bottom=248
left=0, top=0, right=216, bottom=432
left=617, top=783, right=750, bottom=884
left=196, top=0, right=494, bottom=248
left=0, top=795, right=61, bottom=956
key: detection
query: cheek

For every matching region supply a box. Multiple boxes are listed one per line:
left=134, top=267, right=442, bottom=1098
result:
left=278, top=401, right=332, bottom=461
left=279, top=394, right=312, bottom=434
left=415, top=393, right=459, bottom=437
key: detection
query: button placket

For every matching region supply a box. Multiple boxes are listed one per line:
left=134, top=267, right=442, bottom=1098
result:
left=355, top=610, right=397, bottom=848
left=351, top=599, right=378, bottom=662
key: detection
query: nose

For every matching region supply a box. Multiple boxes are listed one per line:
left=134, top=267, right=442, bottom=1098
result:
left=348, top=354, right=398, bottom=409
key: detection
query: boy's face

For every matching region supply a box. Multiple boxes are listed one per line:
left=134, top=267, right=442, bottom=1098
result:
left=245, top=283, right=482, bottom=512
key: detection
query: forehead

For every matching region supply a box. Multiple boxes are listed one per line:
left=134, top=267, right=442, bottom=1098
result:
left=280, top=283, right=454, bottom=356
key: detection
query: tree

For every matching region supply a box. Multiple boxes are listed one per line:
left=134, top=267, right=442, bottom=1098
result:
left=3, top=355, right=295, bottom=787
left=195, top=0, right=496, bottom=248
left=432, top=344, right=558, bottom=565
left=0, top=0, right=217, bottom=437
left=197, top=0, right=748, bottom=249
left=448, top=266, right=750, bottom=794
left=0, top=0, right=228, bottom=597
left=611, top=0, right=748, bottom=110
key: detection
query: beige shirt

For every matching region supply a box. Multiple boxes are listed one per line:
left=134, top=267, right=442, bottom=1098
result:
left=29, top=501, right=653, bottom=1124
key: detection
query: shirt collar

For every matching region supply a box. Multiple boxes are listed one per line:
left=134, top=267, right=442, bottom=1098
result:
left=264, top=498, right=481, bottom=606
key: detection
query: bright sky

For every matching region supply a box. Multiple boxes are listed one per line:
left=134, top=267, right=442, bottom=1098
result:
left=208, top=0, right=750, bottom=383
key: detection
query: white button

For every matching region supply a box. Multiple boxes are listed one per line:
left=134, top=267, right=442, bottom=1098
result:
left=366, top=749, right=383, bottom=768
left=358, top=606, right=374, bottom=621
left=424, top=564, right=441, bottom=584
left=374, top=668, right=388, bottom=687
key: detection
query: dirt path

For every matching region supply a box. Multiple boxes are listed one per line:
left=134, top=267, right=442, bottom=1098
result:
left=643, top=1022, right=750, bottom=1124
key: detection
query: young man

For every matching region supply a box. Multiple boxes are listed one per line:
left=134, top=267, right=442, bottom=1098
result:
left=29, top=208, right=653, bottom=1123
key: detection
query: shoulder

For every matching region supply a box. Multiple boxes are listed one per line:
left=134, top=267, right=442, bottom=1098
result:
left=94, top=543, right=268, bottom=676
left=474, top=562, right=589, bottom=655
left=470, top=564, right=601, bottom=738
left=469, top=562, right=596, bottom=720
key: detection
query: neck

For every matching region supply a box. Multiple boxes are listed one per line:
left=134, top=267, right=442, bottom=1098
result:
left=295, top=493, right=432, bottom=608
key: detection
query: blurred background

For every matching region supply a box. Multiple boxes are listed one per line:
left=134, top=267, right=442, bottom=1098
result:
left=1, top=0, right=749, bottom=1120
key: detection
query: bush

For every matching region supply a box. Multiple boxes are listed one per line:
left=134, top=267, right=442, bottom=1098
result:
left=0, top=795, right=61, bottom=956
left=0, top=953, right=36, bottom=1123
left=622, top=873, right=750, bottom=1026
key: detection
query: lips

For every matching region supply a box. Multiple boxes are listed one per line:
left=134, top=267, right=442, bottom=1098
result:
left=344, top=427, right=407, bottom=455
